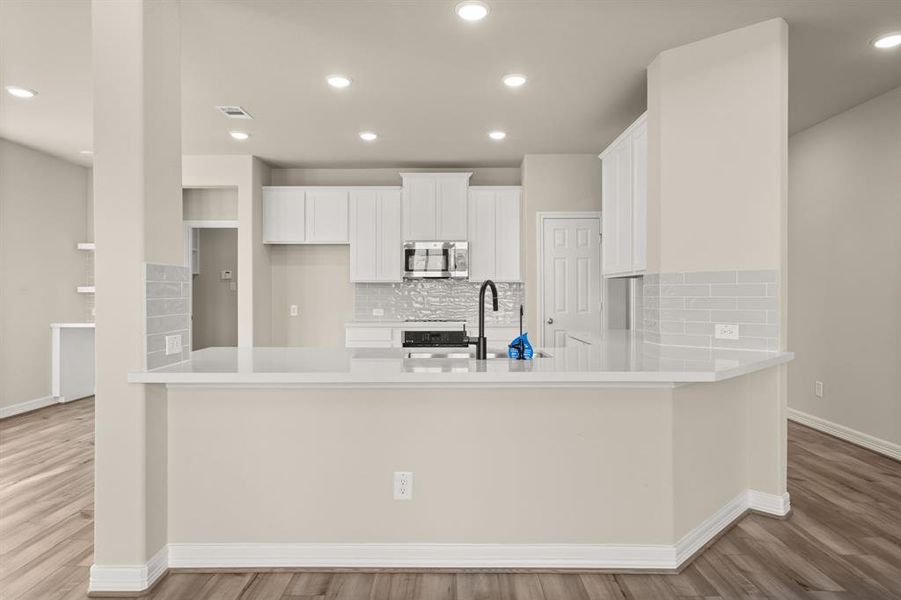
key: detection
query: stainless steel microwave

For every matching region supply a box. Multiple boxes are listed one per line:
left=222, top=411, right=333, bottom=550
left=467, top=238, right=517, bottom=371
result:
left=403, top=241, right=468, bottom=279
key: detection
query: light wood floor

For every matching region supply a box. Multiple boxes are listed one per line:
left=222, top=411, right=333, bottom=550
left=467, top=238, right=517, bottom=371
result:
left=2, top=398, right=900, bottom=599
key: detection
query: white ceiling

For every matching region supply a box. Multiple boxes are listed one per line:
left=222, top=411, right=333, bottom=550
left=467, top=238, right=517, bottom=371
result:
left=1, top=0, right=900, bottom=168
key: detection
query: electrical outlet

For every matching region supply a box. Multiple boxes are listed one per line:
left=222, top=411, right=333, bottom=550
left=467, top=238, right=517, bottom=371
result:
left=289, top=304, right=299, bottom=317
left=815, top=381, right=824, bottom=398
left=393, top=471, right=413, bottom=500
left=220, top=269, right=233, bottom=280
left=165, top=334, right=182, bottom=356
left=372, top=308, right=385, bottom=317
left=714, top=323, right=740, bottom=340
left=229, top=281, right=237, bottom=291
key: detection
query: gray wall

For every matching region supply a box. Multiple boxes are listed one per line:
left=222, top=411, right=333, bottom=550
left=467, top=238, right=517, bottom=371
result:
left=192, top=228, right=238, bottom=350
left=788, top=85, right=901, bottom=448
left=0, top=139, right=92, bottom=413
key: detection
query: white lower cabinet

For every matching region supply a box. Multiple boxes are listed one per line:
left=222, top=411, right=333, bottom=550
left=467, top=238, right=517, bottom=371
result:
left=467, top=186, right=522, bottom=282
left=349, top=189, right=402, bottom=282
left=262, top=187, right=349, bottom=244
left=599, top=112, right=647, bottom=277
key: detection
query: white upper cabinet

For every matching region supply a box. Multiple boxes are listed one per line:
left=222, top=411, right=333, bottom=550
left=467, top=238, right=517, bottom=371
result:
left=305, top=189, right=349, bottom=243
left=401, top=173, right=471, bottom=241
left=600, top=112, right=647, bottom=277
left=262, top=187, right=348, bottom=244
left=468, top=186, right=522, bottom=282
left=262, top=187, right=306, bottom=243
left=349, top=188, right=402, bottom=282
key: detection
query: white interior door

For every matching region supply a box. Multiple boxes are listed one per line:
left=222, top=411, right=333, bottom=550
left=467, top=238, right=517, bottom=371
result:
left=541, top=217, right=602, bottom=347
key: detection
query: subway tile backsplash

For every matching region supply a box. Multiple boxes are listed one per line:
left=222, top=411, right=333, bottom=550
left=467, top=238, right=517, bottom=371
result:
left=144, top=263, right=191, bottom=369
left=354, top=280, right=524, bottom=326
left=642, top=270, right=780, bottom=351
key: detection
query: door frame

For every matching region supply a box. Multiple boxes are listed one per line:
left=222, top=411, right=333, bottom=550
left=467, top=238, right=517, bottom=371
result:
left=183, top=220, right=239, bottom=350
left=536, top=211, right=603, bottom=347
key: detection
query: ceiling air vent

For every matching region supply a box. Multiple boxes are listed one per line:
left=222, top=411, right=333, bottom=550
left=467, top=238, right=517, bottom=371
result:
left=215, top=105, right=253, bottom=119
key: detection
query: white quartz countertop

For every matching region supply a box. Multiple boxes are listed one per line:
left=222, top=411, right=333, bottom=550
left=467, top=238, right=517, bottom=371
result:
left=128, top=331, right=793, bottom=387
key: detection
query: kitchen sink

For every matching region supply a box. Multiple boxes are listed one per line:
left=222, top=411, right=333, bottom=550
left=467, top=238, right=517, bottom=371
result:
left=405, top=351, right=552, bottom=360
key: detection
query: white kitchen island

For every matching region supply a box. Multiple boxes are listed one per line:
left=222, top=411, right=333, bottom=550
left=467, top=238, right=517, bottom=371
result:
left=128, top=332, right=792, bottom=572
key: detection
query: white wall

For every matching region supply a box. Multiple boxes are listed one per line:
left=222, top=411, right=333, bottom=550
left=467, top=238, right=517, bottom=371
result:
left=646, top=18, right=787, bottom=275
left=520, top=154, right=602, bottom=336
left=270, top=245, right=353, bottom=348
left=788, top=86, right=901, bottom=449
left=0, top=138, right=91, bottom=414
left=183, top=187, right=238, bottom=220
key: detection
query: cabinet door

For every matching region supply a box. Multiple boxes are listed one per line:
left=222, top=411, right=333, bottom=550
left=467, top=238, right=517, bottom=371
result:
left=631, top=118, right=648, bottom=273
left=349, top=190, right=378, bottom=281
left=436, top=177, right=468, bottom=240
left=467, top=189, right=496, bottom=281
left=601, top=139, right=633, bottom=276
left=403, top=178, right=437, bottom=240
left=495, top=189, right=521, bottom=282
left=376, top=190, right=402, bottom=281
left=305, top=189, right=348, bottom=243
left=263, top=187, right=305, bottom=243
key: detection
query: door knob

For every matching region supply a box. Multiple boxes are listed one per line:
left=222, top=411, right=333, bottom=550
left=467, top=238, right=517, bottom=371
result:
left=546, top=317, right=554, bottom=325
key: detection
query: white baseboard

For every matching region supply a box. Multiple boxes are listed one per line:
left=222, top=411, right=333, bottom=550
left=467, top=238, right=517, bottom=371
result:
left=788, top=408, right=901, bottom=462
left=89, top=545, right=168, bottom=593
left=168, top=541, right=679, bottom=570
left=674, top=489, right=789, bottom=565
left=0, top=395, right=57, bottom=419
left=748, top=489, right=791, bottom=515
left=90, top=489, right=788, bottom=592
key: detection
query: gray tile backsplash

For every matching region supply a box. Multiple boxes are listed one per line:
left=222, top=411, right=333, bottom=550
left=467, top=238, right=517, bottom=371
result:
left=354, top=280, right=524, bottom=326
left=144, top=263, right=191, bottom=369
left=642, top=270, right=780, bottom=350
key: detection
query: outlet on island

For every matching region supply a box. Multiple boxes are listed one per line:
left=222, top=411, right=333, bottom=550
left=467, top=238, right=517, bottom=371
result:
left=393, top=471, right=413, bottom=500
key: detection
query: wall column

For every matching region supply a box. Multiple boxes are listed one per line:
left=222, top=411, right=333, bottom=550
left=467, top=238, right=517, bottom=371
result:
left=91, top=0, right=182, bottom=592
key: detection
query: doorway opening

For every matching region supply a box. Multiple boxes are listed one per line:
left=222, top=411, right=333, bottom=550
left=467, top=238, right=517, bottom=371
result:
left=187, top=227, right=238, bottom=350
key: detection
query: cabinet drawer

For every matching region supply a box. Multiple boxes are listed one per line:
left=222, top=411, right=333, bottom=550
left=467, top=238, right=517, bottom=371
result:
left=345, top=327, right=394, bottom=348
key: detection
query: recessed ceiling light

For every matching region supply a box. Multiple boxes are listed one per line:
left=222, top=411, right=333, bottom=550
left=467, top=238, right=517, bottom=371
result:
left=456, top=0, right=489, bottom=21
left=327, top=75, right=352, bottom=88
left=229, top=131, right=250, bottom=140
left=359, top=131, right=378, bottom=142
left=79, top=150, right=93, bottom=155
left=488, top=131, right=506, bottom=141
left=5, top=85, right=37, bottom=98
left=874, top=33, right=901, bottom=49
left=503, top=74, right=527, bottom=88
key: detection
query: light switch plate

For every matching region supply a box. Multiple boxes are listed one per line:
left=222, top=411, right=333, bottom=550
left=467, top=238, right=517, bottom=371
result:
left=165, top=334, right=182, bottom=356
left=714, top=323, right=740, bottom=340
left=289, top=304, right=299, bottom=317
left=220, top=270, right=233, bottom=280
left=815, top=381, right=824, bottom=398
